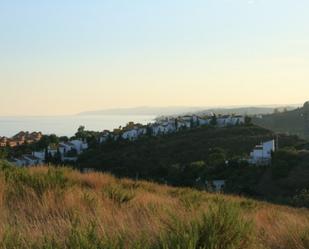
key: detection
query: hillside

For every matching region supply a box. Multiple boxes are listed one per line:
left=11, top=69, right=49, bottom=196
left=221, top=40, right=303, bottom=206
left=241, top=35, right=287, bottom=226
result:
left=253, top=101, right=309, bottom=139
left=0, top=161, right=308, bottom=249
left=78, top=125, right=302, bottom=180
left=197, top=106, right=297, bottom=116
left=78, top=125, right=309, bottom=206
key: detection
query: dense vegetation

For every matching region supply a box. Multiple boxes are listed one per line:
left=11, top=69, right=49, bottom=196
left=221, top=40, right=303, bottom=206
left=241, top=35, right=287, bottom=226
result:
left=78, top=125, right=296, bottom=178
left=78, top=125, right=309, bottom=206
left=0, top=161, right=308, bottom=249
left=225, top=148, right=309, bottom=206
left=253, top=101, right=309, bottom=139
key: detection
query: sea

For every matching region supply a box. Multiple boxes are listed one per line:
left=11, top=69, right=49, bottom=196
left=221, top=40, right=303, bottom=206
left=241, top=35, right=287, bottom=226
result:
left=0, top=115, right=156, bottom=137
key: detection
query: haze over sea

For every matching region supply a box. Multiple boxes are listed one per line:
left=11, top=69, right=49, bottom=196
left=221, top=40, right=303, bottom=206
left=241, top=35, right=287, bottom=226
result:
left=0, top=115, right=155, bottom=137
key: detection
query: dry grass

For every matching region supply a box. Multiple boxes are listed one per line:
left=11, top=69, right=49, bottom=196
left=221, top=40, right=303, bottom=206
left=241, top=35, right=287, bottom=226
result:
left=0, top=164, right=308, bottom=249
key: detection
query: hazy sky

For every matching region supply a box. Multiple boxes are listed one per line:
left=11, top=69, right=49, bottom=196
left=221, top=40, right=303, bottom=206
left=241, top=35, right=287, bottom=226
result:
left=1, top=0, right=309, bottom=116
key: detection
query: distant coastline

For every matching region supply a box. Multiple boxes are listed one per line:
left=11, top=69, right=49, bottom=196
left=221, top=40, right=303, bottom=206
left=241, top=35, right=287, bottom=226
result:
left=0, top=104, right=301, bottom=138
left=0, top=115, right=156, bottom=138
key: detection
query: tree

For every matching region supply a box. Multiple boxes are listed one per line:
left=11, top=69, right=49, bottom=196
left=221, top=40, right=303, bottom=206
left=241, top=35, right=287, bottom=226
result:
left=45, top=148, right=53, bottom=163
left=210, top=115, right=217, bottom=126
left=146, top=126, right=152, bottom=136
left=75, top=126, right=86, bottom=140
left=59, top=136, right=69, bottom=142
left=274, top=108, right=280, bottom=114
left=190, top=118, right=195, bottom=128
left=208, top=148, right=226, bottom=169
left=36, top=134, right=59, bottom=150
left=175, top=119, right=179, bottom=130
left=49, top=134, right=59, bottom=145
left=0, top=148, right=8, bottom=159
left=52, top=148, right=62, bottom=165
left=245, top=116, right=252, bottom=126
left=182, top=161, right=207, bottom=186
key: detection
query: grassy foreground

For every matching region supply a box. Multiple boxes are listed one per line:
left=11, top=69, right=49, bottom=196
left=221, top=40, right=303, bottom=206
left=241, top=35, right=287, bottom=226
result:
left=0, top=162, right=308, bottom=249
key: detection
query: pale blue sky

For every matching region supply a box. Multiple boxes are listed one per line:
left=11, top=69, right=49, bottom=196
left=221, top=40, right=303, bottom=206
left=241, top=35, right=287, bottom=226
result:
left=1, top=0, right=309, bottom=115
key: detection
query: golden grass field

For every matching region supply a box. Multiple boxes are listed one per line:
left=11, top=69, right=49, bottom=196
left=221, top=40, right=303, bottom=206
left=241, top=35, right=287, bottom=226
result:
left=0, top=163, right=308, bottom=249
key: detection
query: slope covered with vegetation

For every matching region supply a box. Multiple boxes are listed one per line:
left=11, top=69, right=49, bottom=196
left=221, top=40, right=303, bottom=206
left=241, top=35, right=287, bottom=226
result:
left=78, top=125, right=301, bottom=180
left=253, top=101, right=309, bottom=139
left=0, top=161, right=308, bottom=249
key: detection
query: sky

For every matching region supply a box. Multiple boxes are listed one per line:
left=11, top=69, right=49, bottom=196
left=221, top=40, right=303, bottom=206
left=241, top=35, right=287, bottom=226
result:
left=0, top=0, right=309, bottom=116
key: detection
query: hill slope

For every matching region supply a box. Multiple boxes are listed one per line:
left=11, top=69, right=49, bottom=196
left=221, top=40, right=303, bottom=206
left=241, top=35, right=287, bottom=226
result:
left=78, top=125, right=302, bottom=180
left=0, top=162, right=308, bottom=249
left=253, top=101, right=309, bottom=139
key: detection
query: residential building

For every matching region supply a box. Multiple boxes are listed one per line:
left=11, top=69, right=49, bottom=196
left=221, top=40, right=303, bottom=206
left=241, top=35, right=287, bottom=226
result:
left=205, top=180, right=226, bottom=192
left=0, top=137, right=7, bottom=147
left=249, top=140, right=275, bottom=165
left=23, top=155, right=43, bottom=166
left=99, top=130, right=111, bottom=143
left=32, top=151, right=46, bottom=161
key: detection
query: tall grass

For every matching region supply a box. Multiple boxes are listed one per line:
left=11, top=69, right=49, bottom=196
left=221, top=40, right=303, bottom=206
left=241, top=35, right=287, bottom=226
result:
left=0, top=162, right=308, bottom=249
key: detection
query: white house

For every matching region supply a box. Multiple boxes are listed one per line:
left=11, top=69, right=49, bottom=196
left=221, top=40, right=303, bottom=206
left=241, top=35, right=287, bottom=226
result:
left=198, top=117, right=210, bottom=126
left=69, top=140, right=88, bottom=154
left=47, top=146, right=58, bottom=157
left=249, top=140, right=275, bottom=165
left=149, top=123, right=164, bottom=136
left=122, top=129, right=139, bottom=141
left=217, top=115, right=230, bottom=127
left=32, top=151, right=45, bottom=161
left=11, top=157, right=28, bottom=167
left=177, top=119, right=191, bottom=130
left=231, top=115, right=245, bottom=125
left=216, top=115, right=245, bottom=127
left=99, top=130, right=111, bottom=143
left=23, top=155, right=42, bottom=166
left=160, top=121, right=176, bottom=134
left=62, top=156, right=78, bottom=162
left=59, top=143, right=72, bottom=155
left=205, top=180, right=226, bottom=192
left=137, top=127, right=147, bottom=136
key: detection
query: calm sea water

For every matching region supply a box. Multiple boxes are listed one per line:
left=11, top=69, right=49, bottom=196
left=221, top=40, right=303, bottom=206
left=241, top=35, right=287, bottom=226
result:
left=0, top=115, right=155, bottom=137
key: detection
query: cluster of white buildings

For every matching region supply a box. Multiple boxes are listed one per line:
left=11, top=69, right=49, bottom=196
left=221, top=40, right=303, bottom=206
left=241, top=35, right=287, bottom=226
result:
left=99, top=114, right=245, bottom=143
left=10, top=139, right=88, bottom=167
left=8, top=114, right=246, bottom=167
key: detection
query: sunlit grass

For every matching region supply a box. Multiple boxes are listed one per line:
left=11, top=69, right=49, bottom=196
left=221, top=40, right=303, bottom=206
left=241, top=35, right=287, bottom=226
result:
left=0, top=162, right=308, bottom=249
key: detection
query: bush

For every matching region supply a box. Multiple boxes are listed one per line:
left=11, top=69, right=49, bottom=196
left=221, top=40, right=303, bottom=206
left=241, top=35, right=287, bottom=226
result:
left=157, top=200, right=254, bottom=249
left=292, top=189, right=309, bottom=208
left=197, top=201, right=253, bottom=249
left=3, top=166, right=72, bottom=202
left=103, top=185, right=135, bottom=205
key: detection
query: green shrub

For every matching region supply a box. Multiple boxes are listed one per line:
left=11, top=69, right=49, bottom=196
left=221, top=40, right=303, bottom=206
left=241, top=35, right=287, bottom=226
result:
left=292, top=189, right=309, bottom=208
left=66, top=222, right=105, bottom=249
left=197, top=201, right=253, bottom=249
left=3, top=167, right=72, bottom=205
left=179, top=191, right=203, bottom=210
left=103, top=185, right=135, bottom=205
left=0, top=229, right=24, bottom=249
left=239, top=199, right=258, bottom=211
left=156, top=200, right=254, bottom=249
left=301, top=228, right=309, bottom=249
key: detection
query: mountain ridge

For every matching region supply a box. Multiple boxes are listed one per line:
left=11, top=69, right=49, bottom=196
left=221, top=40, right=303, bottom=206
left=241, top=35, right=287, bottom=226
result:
left=78, top=104, right=300, bottom=116
left=253, top=101, right=309, bottom=139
